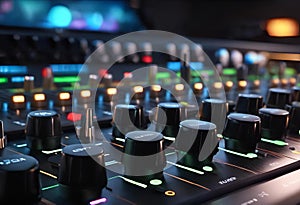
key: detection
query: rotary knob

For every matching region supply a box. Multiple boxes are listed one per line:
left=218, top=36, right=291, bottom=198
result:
left=154, top=102, right=181, bottom=138
left=266, top=88, right=291, bottom=109
left=259, top=108, right=289, bottom=141
left=176, top=120, right=218, bottom=169
left=25, top=110, right=62, bottom=151
left=222, top=113, right=261, bottom=153
left=235, top=94, right=263, bottom=115
left=0, top=154, right=40, bottom=204
left=287, top=101, right=300, bottom=136
left=122, top=131, right=166, bottom=184
left=58, top=144, right=107, bottom=202
left=112, top=104, right=146, bottom=140
left=200, top=99, right=228, bottom=133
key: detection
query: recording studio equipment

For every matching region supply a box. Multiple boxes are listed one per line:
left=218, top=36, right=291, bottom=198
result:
left=0, top=1, right=300, bottom=205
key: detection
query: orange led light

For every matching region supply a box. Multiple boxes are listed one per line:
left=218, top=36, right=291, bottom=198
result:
left=238, top=80, right=247, bottom=88
left=266, top=18, right=299, bottom=37
left=152, top=85, right=161, bottom=92
left=165, top=190, right=176, bottom=197
left=290, top=77, right=296, bottom=85
left=253, top=80, right=260, bottom=87
left=175, top=84, right=184, bottom=91
left=107, top=88, right=117, bottom=95
left=12, top=95, right=25, bottom=103
left=213, top=82, right=223, bottom=89
left=194, top=83, right=203, bottom=90
left=272, top=78, right=280, bottom=85
left=34, top=93, right=46, bottom=101
left=59, top=92, right=71, bottom=100
left=281, top=78, right=288, bottom=85
left=225, top=81, right=233, bottom=88
left=80, top=90, right=91, bottom=98
left=133, top=86, right=143, bottom=93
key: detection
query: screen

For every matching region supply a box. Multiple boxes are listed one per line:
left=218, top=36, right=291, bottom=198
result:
left=0, top=0, right=144, bottom=33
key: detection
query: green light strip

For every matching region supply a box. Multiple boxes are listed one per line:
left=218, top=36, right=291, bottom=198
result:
left=165, top=152, right=176, bottom=156
left=222, top=68, right=236, bottom=75
left=167, top=161, right=204, bottom=175
left=16, top=143, right=27, bottom=148
left=0, top=77, right=8, bottom=84
left=53, top=76, right=80, bottom=83
left=261, top=138, right=288, bottom=146
left=218, top=147, right=258, bottom=159
left=120, top=176, right=148, bottom=189
left=108, top=175, right=121, bottom=181
left=41, top=184, right=59, bottom=191
left=156, top=72, right=170, bottom=79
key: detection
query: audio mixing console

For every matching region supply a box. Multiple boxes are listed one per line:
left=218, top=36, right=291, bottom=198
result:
left=0, top=30, right=300, bottom=205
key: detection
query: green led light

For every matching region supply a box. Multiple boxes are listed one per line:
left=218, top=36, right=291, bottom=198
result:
left=285, top=67, right=295, bottom=76
left=156, top=72, right=170, bottom=79
left=41, top=184, right=59, bottom=191
left=167, top=161, right=204, bottom=175
left=217, top=134, right=223, bottom=138
left=150, top=179, right=163, bottom=186
left=202, top=166, right=213, bottom=172
left=0, top=77, right=8, bottom=84
left=261, top=138, right=288, bottom=146
left=218, top=147, right=258, bottom=159
left=199, top=70, right=214, bottom=76
left=53, top=76, right=80, bottom=83
left=222, top=68, right=236, bottom=75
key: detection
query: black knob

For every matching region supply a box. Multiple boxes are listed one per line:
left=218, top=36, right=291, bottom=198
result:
left=154, top=102, right=181, bottom=138
left=112, top=104, right=146, bottom=140
left=0, top=154, right=40, bottom=204
left=266, top=88, right=291, bottom=109
left=122, top=131, right=166, bottom=183
left=292, top=86, right=300, bottom=102
left=222, top=113, right=261, bottom=153
left=235, top=94, right=263, bottom=115
left=200, top=99, right=228, bottom=133
left=176, top=120, right=218, bottom=169
left=25, top=110, right=62, bottom=150
left=287, top=102, right=300, bottom=136
left=58, top=144, right=107, bottom=202
left=259, top=108, right=289, bottom=140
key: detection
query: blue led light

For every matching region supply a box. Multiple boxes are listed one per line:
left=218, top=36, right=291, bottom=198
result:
left=86, top=12, right=104, bottom=30
left=11, top=76, right=25, bottom=83
left=167, top=62, right=181, bottom=71
left=245, top=52, right=258, bottom=65
left=48, top=5, right=72, bottom=27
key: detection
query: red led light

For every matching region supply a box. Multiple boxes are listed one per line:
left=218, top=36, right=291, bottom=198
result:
left=42, top=67, right=53, bottom=78
left=142, top=55, right=153, bottom=64
left=98, top=69, right=107, bottom=78
left=123, top=72, right=132, bottom=78
left=67, top=112, right=82, bottom=122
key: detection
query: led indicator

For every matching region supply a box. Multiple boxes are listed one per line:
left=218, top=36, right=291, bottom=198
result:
left=151, top=85, right=161, bottom=92
left=53, top=76, right=80, bottom=83
left=167, top=161, right=204, bottom=175
left=67, top=112, right=82, bottom=122
left=34, top=93, right=46, bottom=101
left=24, top=76, right=34, bottom=81
left=142, top=55, right=153, bottom=63
left=90, top=198, right=107, bottom=205
left=253, top=80, right=260, bottom=87
left=0, top=77, right=8, bottom=84
left=12, top=95, right=25, bottom=103
left=225, top=81, right=233, bottom=88
left=123, top=72, right=132, bottom=78
left=175, top=84, right=184, bottom=91
left=202, top=166, right=213, bottom=172
left=133, top=86, right=143, bottom=93
left=222, top=68, right=236, bottom=75
left=59, top=92, right=71, bottom=100
left=150, top=179, right=163, bottom=186
left=194, top=82, right=203, bottom=90
left=120, top=176, right=147, bottom=188
left=218, top=147, right=258, bottom=159
left=107, top=88, right=117, bottom=95
left=213, top=82, right=223, bottom=89
left=41, top=184, right=59, bottom=191
left=238, top=80, right=247, bottom=88
left=165, top=190, right=176, bottom=197
left=81, top=90, right=91, bottom=98
left=261, top=138, right=288, bottom=146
